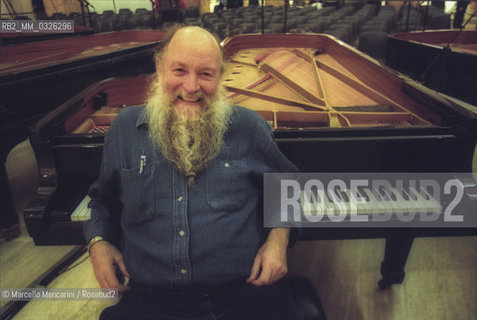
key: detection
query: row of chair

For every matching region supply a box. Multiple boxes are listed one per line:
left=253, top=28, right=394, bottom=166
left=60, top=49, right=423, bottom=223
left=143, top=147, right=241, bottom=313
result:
left=11, top=3, right=451, bottom=65
left=358, top=4, right=450, bottom=62
left=357, top=5, right=397, bottom=62
left=197, top=3, right=384, bottom=45
left=396, top=4, right=450, bottom=32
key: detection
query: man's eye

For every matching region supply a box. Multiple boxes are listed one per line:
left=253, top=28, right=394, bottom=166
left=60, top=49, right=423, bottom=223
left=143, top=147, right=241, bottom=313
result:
left=174, top=68, right=185, bottom=73
left=202, top=72, right=213, bottom=77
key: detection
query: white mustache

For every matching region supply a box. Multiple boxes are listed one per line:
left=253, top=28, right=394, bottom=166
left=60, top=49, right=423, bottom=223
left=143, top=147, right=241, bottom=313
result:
left=176, top=91, right=204, bottom=102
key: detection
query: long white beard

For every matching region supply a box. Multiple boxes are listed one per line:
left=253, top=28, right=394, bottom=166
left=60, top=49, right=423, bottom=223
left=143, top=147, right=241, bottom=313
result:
left=145, top=77, right=232, bottom=185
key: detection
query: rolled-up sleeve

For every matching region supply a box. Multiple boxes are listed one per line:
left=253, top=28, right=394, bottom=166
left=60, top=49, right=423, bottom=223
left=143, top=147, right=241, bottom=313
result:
left=244, top=109, right=302, bottom=246
left=83, top=117, right=122, bottom=246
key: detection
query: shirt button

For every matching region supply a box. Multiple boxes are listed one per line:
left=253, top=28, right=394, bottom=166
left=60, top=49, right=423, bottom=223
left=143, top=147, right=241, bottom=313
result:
left=181, top=269, right=187, bottom=274
left=179, top=230, right=185, bottom=237
left=177, top=196, right=183, bottom=202
left=224, top=163, right=230, bottom=168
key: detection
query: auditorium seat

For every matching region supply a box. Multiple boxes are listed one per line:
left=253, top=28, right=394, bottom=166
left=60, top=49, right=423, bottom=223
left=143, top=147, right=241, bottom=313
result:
left=229, top=28, right=242, bottom=37
left=184, top=18, right=201, bottom=26
left=135, top=8, right=150, bottom=15
left=141, top=13, right=154, bottom=29
left=286, top=19, right=298, bottom=31
left=128, top=15, right=143, bottom=29
left=295, top=15, right=308, bottom=25
left=102, top=10, right=115, bottom=18
left=359, top=23, right=387, bottom=34
left=51, top=12, right=68, bottom=20
left=323, top=26, right=351, bottom=43
left=118, top=14, right=131, bottom=30
left=118, top=8, right=132, bottom=17
left=358, top=31, right=387, bottom=61
left=427, top=13, right=450, bottom=30
left=185, top=6, right=200, bottom=19
left=268, top=23, right=285, bottom=33
left=241, top=23, right=255, bottom=33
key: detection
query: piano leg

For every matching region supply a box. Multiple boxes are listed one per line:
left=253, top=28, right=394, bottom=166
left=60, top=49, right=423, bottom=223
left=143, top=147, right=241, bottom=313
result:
left=0, top=125, right=31, bottom=241
left=378, top=235, right=414, bottom=289
left=0, top=162, right=20, bottom=241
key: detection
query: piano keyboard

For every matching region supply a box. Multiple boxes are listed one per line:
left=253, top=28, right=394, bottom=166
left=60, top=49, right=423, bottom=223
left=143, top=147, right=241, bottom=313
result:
left=70, top=195, right=92, bottom=221
left=300, top=186, right=442, bottom=216
left=70, top=186, right=443, bottom=221
left=88, top=125, right=110, bottom=135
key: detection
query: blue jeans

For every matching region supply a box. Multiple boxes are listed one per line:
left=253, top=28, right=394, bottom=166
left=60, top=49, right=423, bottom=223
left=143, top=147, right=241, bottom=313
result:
left=99, top=278, right=303, bottom=320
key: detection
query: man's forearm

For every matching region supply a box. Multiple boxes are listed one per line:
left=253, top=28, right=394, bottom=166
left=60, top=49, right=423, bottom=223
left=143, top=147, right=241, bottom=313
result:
left=266, top=228, right=290, bottom=248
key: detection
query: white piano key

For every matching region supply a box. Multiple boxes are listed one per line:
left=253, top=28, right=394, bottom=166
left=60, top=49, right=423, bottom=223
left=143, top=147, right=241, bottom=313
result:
left=345, top=188, right=372, bottom=214
left=328, top=188, right=349, bottom=214
left=375, top=187, right=395, bottom=213
left=300, top=189, right=327, bottom=220
left=389, top=187, right=413, bottom=213
left=300, top=190, right=317, bottom=215
left=362, top=188, right=388, bottom=214
left=419, top=187, right=442, bottom=213
left=400, top=188, right=422, bottom=213
left=79, top=203, right=91, bottom=221
left=70, top=195, right=91, bottom=221
left=317, top=188, right=340, bottom=216
left=408, top=187, right=439, bottom=213
left=382, top=187, right=407, bottom=213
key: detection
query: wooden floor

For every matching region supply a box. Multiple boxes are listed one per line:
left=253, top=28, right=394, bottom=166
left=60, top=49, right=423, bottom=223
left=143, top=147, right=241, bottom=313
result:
left=3, top=139, right=477, bottom=320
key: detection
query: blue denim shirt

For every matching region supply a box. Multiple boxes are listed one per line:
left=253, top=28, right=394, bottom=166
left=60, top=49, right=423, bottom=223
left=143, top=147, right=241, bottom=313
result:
left=84, top=105, right=297, bottom=288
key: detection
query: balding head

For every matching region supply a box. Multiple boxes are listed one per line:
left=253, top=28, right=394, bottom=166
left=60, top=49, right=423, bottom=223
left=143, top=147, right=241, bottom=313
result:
left=155, top=25, right=224, bottom=74
left=153, top=25, right=224, bottom=119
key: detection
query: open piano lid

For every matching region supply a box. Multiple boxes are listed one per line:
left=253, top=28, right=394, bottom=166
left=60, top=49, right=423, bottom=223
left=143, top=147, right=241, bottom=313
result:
left=59, top=33, right=477, bottom=138
left=0, top=30, right=166, bottom=86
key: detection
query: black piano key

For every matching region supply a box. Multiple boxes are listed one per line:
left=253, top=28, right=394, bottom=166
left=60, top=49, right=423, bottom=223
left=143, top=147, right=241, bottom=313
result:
left=399, top=188, right=410, bottom=201
left=388, top=188, right=398, bottom=201
left=422, top=186, right=432, bottom=200
left=314, top=188, right=321, bottom=203
left=378, top=186, right=391, bottom=201
left=326, top=188, right=335, bottom=203
left=340, top=190, right=349, bottom=202
left=405, top=186, right=418, bottom=200
left=372, top=188, right=382, bottom=201
left=357, top=186, right=370, bottom=202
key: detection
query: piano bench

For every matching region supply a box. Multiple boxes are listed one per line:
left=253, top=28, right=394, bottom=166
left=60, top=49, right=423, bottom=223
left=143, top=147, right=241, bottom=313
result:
left=290, top=276, right=327, bottom=320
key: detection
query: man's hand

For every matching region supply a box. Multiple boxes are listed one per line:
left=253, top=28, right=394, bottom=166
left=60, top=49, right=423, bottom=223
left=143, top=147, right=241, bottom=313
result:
left=89, top=240, right=131, bottom=294
left=246, top=228, right=290, bottom=286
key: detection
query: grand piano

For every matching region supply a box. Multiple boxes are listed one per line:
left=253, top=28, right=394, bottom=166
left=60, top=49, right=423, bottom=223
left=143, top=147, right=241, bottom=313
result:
left=0, top=30, right=165, bottom=240
left=386, top=30, right=477, bottom=106
left=24, top=33, right=477, bottom=287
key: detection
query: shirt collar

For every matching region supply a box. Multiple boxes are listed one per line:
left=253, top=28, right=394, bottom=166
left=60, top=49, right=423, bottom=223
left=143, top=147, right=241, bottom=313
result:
left=136, top=106, right=149, bottom=128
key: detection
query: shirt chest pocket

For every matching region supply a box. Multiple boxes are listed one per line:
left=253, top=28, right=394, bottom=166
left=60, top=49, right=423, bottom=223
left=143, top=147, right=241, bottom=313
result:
left=120, top=163, right=156, bottom=224
left=206, top=160, right=248, bottom=212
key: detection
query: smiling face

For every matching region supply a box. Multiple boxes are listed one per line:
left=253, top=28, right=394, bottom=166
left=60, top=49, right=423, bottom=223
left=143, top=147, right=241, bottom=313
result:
left=157, top=27, right=223, bottom=119
left=146, top=27, right=231, bottom=185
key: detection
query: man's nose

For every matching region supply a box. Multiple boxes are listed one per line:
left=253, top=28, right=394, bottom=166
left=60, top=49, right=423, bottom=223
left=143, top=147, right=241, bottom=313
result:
left=183, top=74, right=200, bottom=94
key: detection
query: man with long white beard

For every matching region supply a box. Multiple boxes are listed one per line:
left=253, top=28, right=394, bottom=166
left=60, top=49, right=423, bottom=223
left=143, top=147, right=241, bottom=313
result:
left=85, top=25, right=302, bottom=320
